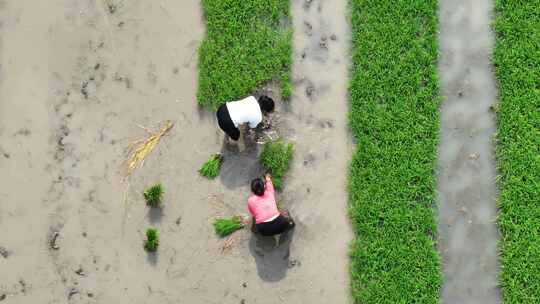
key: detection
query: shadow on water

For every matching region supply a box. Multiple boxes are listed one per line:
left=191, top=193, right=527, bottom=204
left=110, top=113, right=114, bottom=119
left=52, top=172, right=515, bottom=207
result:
left=147, top=251, right=158, bottom=265
left=147, top=206, right=164, bottom=224
left=219, top=133, right=264, bottom=189
left=248, top=228, right=295, bottom=282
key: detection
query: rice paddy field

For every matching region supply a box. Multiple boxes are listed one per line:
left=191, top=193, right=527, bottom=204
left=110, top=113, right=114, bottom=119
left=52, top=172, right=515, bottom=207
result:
left=0, top=0, right=538, bottom=303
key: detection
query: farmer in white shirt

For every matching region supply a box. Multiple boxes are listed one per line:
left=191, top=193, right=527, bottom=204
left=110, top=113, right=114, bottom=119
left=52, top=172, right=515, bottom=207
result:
left=216, top=95, right=275, bottom=142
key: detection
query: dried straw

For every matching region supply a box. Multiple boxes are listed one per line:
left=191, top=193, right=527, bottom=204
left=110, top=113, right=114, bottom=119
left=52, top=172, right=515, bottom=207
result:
left=124, top=120, right=174, bottom=177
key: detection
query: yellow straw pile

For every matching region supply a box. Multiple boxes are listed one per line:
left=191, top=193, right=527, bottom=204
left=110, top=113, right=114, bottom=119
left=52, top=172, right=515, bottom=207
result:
left=124, top=120, right=174, bottom=177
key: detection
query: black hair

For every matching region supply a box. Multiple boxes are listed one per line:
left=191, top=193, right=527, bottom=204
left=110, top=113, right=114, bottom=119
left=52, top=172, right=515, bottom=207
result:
left=251, top=178, right=265, bottom=196
left=258, top=95, right=275, bottom=113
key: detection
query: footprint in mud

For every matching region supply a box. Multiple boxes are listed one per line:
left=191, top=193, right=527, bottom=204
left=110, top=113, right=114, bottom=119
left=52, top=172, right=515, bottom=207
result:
left=305, top=84, right=316, bottom=99
left=304, top=21, right=313, bottom=36
left=81, top=81, right=89, bottom=99
left=1, top=147, right=10, bottom=159
left=319, top=119, right=334, bottom=129
left=113, top=73, right=132, bottom=89
left=13, top=128, right=31, bottom=137
left=107, top=3, right=117, bottom=14
left=319, top=36, right=329, bottom=49
left=0, top=247, right=10, bottom=258
left=303, top=153, right=316, bottom=167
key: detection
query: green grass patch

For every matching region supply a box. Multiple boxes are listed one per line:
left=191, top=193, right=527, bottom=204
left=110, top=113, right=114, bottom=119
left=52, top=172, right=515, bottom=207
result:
left=348, top=0, right=441, bottom=303
left=213, top=216, right=245, bottom=237
left=143, top=183, right=164, bottom=207
left=198, top=0, right=292, bottom=109
left=199, top=154, right=224, bottom=179
left=259, top=140, right=294, bottom=191
left=493, top=1, right=540, bottom=302
left=144, top=228, right=159, bottom=252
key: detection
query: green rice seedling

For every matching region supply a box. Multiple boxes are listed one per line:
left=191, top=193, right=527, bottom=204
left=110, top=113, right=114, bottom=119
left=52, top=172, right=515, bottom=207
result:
left=144, top=228, right=159, bottom=252
left=259, top=140, right=294, bottom=191
left=281, top=73, right=292, bottom=101
left=213, top=216, right=244, bottom=237
left=199, top=154, right=223, bottom=179
left=143, top=183, right=164, bottom=207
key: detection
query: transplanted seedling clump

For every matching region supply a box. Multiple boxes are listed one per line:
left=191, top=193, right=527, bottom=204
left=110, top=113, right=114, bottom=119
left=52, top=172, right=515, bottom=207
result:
left=144, top=183, right=164, bottom=207
left=213, top=216, right=244, bottom=237
left=199, top=154, right=223, bottom=179
left=144, top=228, right=159, bottom=252
left=259, top=140, right=294, bottom=191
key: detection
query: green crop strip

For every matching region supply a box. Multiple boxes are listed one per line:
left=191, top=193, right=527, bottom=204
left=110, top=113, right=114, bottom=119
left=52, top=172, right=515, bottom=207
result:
left=348, top=0, right=441, bottom=303
left=494, top=1, right=540, bottom=303
left=198, top=0, right=292, bottom=108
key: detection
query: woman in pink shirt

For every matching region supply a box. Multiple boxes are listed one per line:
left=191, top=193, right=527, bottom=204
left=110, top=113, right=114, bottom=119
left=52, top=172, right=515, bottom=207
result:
left=248, top=174, right=295, bottom=236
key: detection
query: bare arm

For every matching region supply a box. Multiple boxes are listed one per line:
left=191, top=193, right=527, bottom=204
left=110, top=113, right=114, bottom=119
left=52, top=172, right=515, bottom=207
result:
left=265, top=173, right=275, bottom=193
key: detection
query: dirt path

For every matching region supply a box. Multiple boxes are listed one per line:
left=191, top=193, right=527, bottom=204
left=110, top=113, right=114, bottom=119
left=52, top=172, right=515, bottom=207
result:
left=437, top=1, right=501, bottom=303
left=0, top=1, right=351, bottom=303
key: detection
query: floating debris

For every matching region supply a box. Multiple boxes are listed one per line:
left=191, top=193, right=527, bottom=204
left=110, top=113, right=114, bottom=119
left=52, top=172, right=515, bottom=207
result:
left=469, top=153, right=480, bottom=160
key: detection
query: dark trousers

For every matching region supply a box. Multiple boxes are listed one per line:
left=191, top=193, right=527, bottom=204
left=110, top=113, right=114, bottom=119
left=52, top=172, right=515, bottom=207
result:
left=256, top=215, right=294, bottom=236
left=216, top=104, right=240, bottom=141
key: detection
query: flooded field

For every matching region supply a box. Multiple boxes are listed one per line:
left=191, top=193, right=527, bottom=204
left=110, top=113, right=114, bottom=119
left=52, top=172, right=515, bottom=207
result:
left=0, top=0, right=351, bottom=303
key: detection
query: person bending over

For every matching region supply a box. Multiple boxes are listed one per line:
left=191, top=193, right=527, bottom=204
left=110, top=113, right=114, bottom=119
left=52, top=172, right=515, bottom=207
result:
left=216, top=95, right=275, bottom=142
left=248, top=174, right=294, bottom=236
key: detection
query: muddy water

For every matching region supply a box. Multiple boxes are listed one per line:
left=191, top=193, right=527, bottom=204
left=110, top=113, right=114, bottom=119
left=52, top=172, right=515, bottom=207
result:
left=437, top=0, right=501, bottom=303
left=277, top=0, right=353, bottom=302
left=0, top=0, right=351, bottom=303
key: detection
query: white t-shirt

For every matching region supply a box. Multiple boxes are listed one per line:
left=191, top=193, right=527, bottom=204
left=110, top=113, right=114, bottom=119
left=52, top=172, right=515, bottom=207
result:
left=226, top=96, right=262, bottom=128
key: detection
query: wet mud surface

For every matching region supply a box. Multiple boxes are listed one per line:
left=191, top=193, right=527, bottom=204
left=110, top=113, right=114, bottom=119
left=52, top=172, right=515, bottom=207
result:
left=0, top=0, right=351, bottom=303
left=437, top=1, right=501, bottom=303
